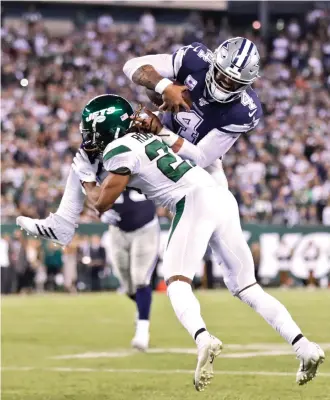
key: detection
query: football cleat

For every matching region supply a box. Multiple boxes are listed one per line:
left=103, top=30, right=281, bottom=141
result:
left=131, top=320, right=150, bottom=352
left=296, top=342, right=325, bottom=385
left=131, top=332, right=150, bottom=352
left=194, top=335, right=222, bottom=392
left=16, top=213, right=76, bottom=246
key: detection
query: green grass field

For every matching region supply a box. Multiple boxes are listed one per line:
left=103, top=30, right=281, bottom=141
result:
left=2, top=289, right=330, bottom=400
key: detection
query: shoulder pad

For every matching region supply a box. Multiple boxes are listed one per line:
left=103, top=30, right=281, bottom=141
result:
left=173, top=42, right=212, bottom=82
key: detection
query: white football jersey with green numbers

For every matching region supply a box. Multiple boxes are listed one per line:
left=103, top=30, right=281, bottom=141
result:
left=102, top=132, right=216, bottom=212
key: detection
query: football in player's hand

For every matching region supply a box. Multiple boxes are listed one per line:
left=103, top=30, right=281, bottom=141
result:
left=145, top=80, right=192, bottom=111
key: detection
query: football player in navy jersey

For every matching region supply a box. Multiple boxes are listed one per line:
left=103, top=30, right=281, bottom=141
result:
left=100, top=188, right=159, bottom=351
left=123, top=37, right=263, bottom=185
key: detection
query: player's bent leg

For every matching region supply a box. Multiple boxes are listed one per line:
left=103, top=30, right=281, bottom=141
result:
left=163, top=192, right=222, bottom=391
left=167, top=279, right=222, bottom=392
left=16, top=168, right=84, bottom=246
left=209, top=190, right=325, bottom=385
left=130, top=219, right=160, bottom=351
left=238, top=284, right=325, bottom=384
left=16, top=213, right=76, bottom=247
left=56, top=168, right=85, bottom=225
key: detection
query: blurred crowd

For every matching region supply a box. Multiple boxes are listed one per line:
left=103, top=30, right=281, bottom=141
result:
left=1, top=227, right=328, bottom=295
left=1, top=5, right=330, bottom=225
left=0, top=229, right=116, bottom=294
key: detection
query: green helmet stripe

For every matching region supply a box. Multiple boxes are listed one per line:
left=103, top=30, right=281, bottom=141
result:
left=103, top=145, right=131, bottom=161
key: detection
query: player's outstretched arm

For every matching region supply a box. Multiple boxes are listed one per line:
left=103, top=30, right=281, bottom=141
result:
left=135, top=110, right=240, bottom=169
left=123, top=55, right=190, bottom=112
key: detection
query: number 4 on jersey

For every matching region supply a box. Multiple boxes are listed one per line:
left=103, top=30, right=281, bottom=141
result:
left=174, top=111, right=203, bottom=144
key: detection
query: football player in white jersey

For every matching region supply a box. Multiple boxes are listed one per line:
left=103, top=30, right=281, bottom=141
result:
left=30, top=94, right=323, bottom=391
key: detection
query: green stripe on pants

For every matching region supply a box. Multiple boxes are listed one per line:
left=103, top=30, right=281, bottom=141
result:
left=167, top=197, right=186, bottom=248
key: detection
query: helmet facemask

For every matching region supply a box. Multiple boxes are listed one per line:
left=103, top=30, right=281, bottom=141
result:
left=206, top=37, right=260, bottom=103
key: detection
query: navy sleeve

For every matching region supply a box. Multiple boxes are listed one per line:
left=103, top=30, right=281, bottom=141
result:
left=218, top=89, right=263, bottom=135
left=172, top=42, right=212, bottom=83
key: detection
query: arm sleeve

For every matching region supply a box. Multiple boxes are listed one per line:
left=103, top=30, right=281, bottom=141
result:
left=123, top=54, right=174, bottom=81
left=177, top=129, right=241, bottom=168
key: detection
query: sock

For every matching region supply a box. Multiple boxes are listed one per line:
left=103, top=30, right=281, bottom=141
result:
left=135, top=319, right=150, bottom=337
left=167, top=280, right=206, bottom=340
left=238, top=284, right=302, bottom=345
left=136, top=286, right=152, bottom=320
left=56, top=168, right=85, bottom=225
left=293, top=336, right=310, bottom=357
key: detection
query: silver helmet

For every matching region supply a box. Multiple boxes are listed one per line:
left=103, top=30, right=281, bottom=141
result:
left=206, top=37, right=260, bottom=103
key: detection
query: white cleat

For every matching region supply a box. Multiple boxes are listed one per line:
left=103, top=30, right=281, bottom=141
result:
left=131, top=333, right=150, bottom=352
left=194, top=335, right=222, bottom=392
left=296, top=342, right=325, bottom=385
left=16, top=213, right=76, bottom=246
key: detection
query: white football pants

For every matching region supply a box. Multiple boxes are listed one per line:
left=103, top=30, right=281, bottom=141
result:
left=109, top=218, right=160, bottom=295
left=163, top=186, right=256, bottom=295
left=205, top=159, right=228, bottom=189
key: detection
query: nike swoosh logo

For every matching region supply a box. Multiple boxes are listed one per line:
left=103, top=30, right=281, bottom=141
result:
left=248, top=109, right=257, bottom=117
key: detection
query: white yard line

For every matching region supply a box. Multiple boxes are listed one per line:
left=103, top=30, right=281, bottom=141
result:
left=2, top=367, right=330, bottom=377
left=50, top=343, right=330, bottom=360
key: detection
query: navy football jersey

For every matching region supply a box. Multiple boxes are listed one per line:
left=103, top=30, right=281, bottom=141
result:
left=162, top=42, right=263, bottom=145
left=112, top=189, right=156, bottom=232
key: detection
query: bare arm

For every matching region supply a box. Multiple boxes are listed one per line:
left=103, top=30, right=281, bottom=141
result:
left=123, top=54, right=190, bottom=112
left=131, top=65, right=165, bottom=90
left=123, top=54, right=174, bottom=86
left=83, top=173, right=130, bottom=215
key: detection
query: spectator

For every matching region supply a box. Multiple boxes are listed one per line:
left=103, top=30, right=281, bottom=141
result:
left=0, top=235, right=11, bottom=294
left=44, top=242, right=63, bottom=291
left=140, top=11, right=156, bottom=38
left=9, top=230, right=34, bottom=293
left=88, top=235, right=106, bottom=291
left=322, top=199, right=330, bottom=225
left=63, top=237, right=78, bottom=293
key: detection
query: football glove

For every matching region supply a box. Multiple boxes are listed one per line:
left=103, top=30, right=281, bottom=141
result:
left=72, top=149, right=99, bottom=183
left=100, top=209, right=122, bottom=225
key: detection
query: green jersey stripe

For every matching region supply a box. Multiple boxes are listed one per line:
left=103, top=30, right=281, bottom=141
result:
left=103, top=145, right=131, bottom=161
left=167, top=196, right=186, bottom=248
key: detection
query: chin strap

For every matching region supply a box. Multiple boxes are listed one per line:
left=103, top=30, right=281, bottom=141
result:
left=128, top=104, right=144, bottom=133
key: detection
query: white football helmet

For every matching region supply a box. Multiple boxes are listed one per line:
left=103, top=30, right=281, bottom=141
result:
left=206, top=37, right=260, bottom=103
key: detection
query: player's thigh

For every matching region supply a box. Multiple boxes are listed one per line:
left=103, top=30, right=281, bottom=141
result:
left=209, top=191, right=256, bottom=295
left=163, top=194, right=214, bottom=282
left=109, top=226, right=131, bottom=291
left=205, top=159, right=229, bottom=189
left=130, top=220, right=160, bottom=286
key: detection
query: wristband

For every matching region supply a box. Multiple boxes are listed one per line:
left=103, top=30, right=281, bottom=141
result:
left=158, top=127, right=179, bottom=147
left=155, top=78, right=173, bottom=95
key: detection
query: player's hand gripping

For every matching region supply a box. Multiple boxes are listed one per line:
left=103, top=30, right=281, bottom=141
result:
left=72, top=149, right=99, bottom=183
left=160, top=84, right=191, bottom=113
left=133, top=108, right=163, bottom=135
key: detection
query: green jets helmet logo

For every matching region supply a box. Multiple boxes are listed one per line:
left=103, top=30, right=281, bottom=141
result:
left=86, top=106, right=117, bottom=122
left=80, top=94, right=134, bottom=151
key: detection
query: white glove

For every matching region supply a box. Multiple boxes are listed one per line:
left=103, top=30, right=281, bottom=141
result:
left=72, top=149, right=99, bottom=182
left=100, top=209, right=122, bottom=225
